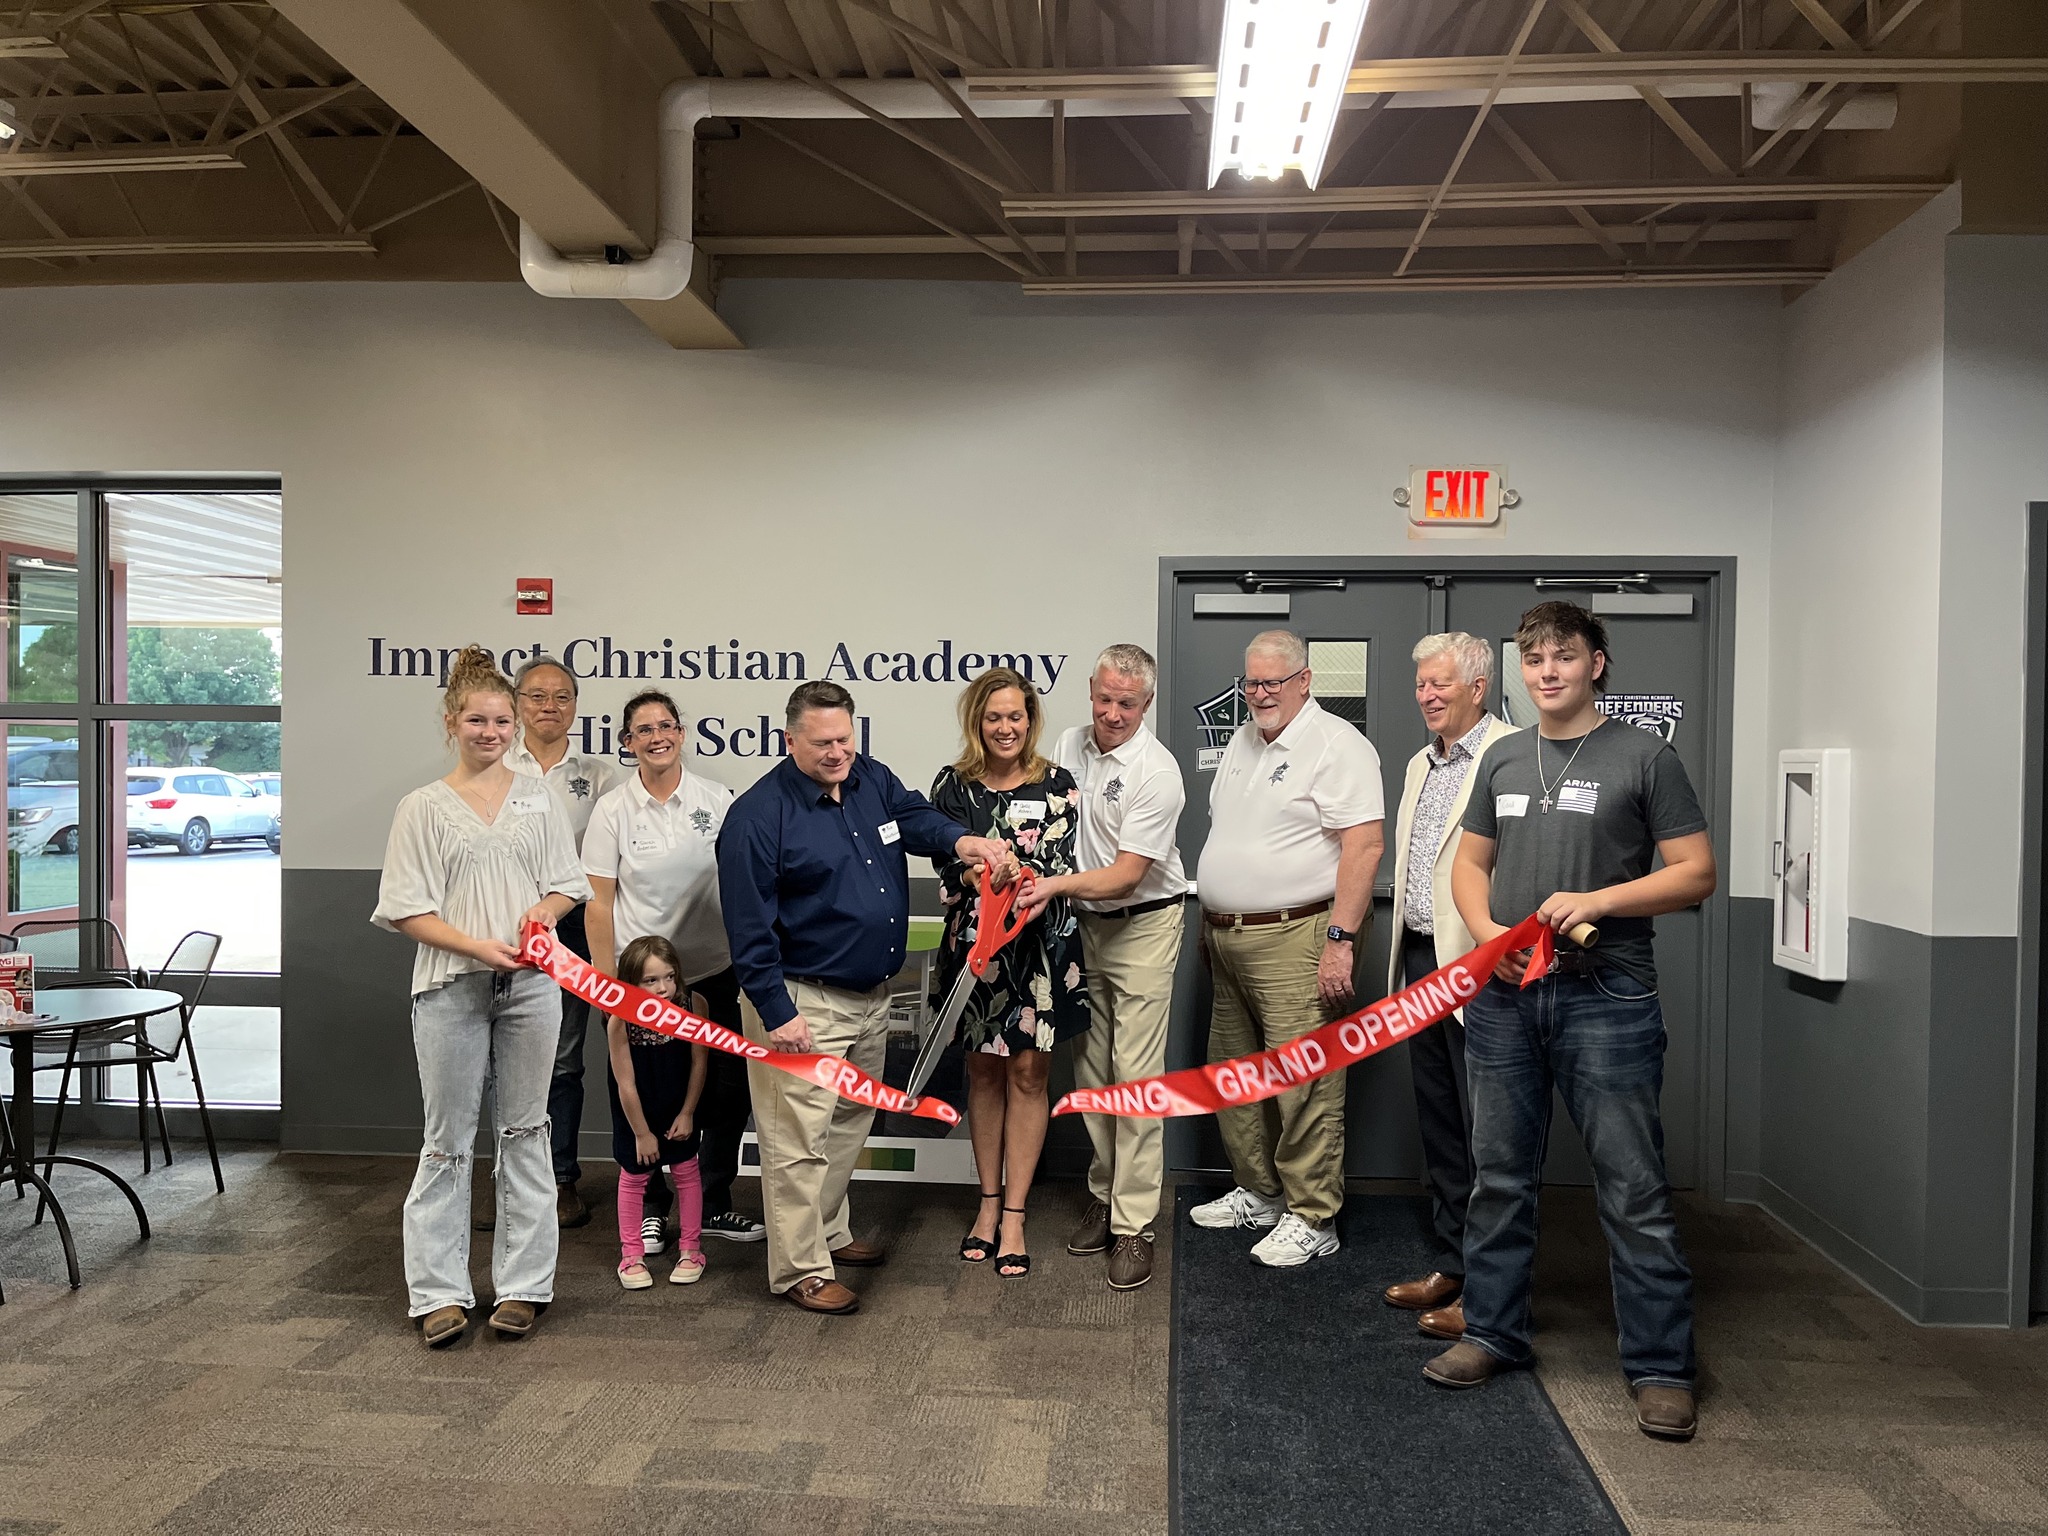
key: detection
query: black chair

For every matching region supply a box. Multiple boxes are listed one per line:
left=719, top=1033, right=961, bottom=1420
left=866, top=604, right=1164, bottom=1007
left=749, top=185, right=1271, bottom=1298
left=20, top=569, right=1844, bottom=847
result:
left=9, top=916, right=131, bottom=987
left=37, top=930, right=224, bottom=1195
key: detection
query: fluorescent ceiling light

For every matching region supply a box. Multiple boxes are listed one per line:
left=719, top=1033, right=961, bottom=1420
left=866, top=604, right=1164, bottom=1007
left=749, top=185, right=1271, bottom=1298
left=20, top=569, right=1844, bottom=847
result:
left=1209, top=0, right=1373, bottom=188
left=0, top=99, right=16, bottom=142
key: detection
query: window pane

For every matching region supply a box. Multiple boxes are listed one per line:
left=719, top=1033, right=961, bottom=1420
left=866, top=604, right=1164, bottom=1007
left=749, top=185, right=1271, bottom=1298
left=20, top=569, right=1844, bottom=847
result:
left=0, top=494, right=81, bottom=704
left=4, top=719, right=79, bottom=919
left=105, top=1006, right=279, bottom=1109
left=109, top=492, right=281, bottom=710
left=115, top=720, right=279, bottom=974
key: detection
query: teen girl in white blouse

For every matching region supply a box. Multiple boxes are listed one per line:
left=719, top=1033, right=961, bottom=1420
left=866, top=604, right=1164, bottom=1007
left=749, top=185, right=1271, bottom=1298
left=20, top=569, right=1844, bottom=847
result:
left=372, top=646, right=589, bottom=1348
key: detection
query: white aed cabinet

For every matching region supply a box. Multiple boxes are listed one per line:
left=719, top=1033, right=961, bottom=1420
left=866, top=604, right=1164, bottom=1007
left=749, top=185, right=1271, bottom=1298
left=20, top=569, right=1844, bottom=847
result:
left=1773, top=749, right=1850, bottom=981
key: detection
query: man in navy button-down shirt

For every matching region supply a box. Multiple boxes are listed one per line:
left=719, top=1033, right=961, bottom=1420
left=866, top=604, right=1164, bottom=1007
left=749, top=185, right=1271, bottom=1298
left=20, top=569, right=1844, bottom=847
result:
left=719, top=681, right=1011, bottom=1314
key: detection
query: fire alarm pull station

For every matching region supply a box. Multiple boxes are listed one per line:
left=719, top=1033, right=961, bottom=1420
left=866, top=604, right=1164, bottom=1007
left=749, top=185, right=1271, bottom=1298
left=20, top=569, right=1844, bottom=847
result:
left=516, top=578, right=553, bottom=616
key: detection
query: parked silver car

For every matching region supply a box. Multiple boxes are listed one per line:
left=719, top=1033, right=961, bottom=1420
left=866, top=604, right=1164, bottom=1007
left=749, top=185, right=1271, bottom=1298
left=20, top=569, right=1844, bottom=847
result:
left=128, top=767, right=280, bottom=856
left=7, top=738, right=79, bottom=857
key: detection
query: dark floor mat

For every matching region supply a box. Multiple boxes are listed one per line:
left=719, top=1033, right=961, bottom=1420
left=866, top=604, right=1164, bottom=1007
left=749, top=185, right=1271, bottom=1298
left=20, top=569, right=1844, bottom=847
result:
left=1171, top=1188, right=1626, bottom=1536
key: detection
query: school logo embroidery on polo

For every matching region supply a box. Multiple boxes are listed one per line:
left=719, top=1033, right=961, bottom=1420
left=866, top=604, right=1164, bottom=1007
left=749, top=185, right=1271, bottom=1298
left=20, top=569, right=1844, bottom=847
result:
left=1103, top=776, right=1124, bottom=806
left=690, top=807, right=713, bottom=835
left=568, top=775, right=591, bottom=800
left=1556, top=780, right=1600, bottom=815
left=1269, top=762, right=1290, bottom=784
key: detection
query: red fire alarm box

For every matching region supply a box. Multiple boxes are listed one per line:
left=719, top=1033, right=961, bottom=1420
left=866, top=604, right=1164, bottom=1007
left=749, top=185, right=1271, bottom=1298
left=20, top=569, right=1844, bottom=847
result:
left=516, top=577, right=553, bottom=616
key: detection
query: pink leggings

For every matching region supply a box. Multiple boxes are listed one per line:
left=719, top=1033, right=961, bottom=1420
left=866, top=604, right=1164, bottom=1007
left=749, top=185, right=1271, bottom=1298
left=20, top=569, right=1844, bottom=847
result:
left=617, top=1157, right=702, bottom=1265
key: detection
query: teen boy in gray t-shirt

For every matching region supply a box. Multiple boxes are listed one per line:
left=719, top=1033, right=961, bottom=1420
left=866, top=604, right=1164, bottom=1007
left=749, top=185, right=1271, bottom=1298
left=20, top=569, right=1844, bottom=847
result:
left=1420, top=602, right=1717, bottom=1448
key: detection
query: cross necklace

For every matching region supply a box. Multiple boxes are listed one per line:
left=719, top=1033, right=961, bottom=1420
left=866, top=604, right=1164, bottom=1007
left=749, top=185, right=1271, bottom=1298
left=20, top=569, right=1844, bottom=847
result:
left=1536, top=720, right=1601, bottom=814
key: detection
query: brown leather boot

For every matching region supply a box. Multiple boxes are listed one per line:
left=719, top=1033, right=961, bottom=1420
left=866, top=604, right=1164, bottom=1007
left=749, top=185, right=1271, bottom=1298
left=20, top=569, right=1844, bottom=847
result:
left=488, top=1299, right=544, bottom=1338
left=1067, top=1201, right=1112, bottom=1256
left=1635, top=1385, right=1697, bottom=1441
left=1384, top=1271, right=1461, bottom=1310
left=1421, top=1340, right=1506, bottom=1389
left=418, top=1305, right=467, bottom=1349
left=1418, top=1299, right=1465, bottom=1340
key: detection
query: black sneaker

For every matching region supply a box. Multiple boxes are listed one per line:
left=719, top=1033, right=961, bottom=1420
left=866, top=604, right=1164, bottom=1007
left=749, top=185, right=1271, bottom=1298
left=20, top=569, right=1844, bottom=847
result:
left=641, top=1216, right=668, bottom=1256
left=702, top=1211, right=766, bottom=1243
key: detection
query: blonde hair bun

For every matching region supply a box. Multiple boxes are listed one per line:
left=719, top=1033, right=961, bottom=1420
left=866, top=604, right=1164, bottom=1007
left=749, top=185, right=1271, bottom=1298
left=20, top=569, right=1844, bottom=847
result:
left=442, top=644, right=515, bottom=723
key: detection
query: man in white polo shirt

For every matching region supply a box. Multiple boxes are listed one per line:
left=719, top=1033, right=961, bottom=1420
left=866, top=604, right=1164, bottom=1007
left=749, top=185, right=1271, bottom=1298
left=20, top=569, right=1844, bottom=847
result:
left=1192, top=629, right=1384, bottom=1267
left=1022, top=643, right=1188, bottom=1291
left=505, top=655, right=626, bottom=1230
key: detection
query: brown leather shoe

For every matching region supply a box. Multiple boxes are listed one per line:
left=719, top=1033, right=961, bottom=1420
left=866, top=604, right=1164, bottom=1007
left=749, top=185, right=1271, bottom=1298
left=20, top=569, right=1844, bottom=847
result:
left=1067, top=1201, right=1112, bottom=1256
left=786, top=1276, right=860, bottom=1314
left=1384, top=1271, right=1461, bottom=1311
left=1422, top=1340, right=1506, bottom=1389
left=1635, top=1384, right=1697, bottom=1441
left=1418, top=1299, right=1465, bottom=1340
left=1106, top=1233, right=1153, bottom=1290
left=418, top=1305, right=467, bottom=1349
left=556, top=1183, right=590, bottom=1229
left=488, top=1299, right=543, bottom=1338
left=829, top=1239, right=887, bottom=1268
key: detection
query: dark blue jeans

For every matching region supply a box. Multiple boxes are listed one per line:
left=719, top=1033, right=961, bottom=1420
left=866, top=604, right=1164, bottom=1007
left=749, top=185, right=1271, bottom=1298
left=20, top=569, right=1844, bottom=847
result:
left=1461, top=969, right=1695, bottom=1388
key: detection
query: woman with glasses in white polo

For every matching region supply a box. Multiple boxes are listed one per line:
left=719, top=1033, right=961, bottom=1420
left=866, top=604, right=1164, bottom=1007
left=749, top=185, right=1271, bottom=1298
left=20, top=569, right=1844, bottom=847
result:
left=582, top=690, right=763, bottom=1263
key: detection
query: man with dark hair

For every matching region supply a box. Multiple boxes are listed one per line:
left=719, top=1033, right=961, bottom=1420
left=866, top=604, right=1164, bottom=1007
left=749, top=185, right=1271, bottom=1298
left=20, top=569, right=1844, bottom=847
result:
left=718, top=682, right=1013, bottom=1314
left=1424, top=602, right=1716, bottom=1444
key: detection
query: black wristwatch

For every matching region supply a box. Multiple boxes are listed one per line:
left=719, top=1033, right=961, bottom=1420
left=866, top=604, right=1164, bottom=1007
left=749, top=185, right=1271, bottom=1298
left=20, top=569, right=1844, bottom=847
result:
left=1326, top=925, right=1356, bottom=945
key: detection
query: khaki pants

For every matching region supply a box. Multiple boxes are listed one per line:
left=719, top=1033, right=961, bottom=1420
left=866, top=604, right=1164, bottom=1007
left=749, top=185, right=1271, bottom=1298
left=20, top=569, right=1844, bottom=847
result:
left=1075, top=904, right=1183, bottom=1237
left=740, top=979, right=892, bottom=1295
left=1205, top=912, right=1347, bottom=1226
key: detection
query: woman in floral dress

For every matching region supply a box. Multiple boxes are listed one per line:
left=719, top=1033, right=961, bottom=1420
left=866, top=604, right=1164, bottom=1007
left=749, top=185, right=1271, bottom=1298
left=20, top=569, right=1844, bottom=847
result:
left=930, top=666, right=1089, bottom=1279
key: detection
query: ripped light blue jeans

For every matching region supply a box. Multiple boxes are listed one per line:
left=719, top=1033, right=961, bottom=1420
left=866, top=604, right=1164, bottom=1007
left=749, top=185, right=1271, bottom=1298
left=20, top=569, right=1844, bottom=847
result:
left=405, top=968, right=561, bottom=1317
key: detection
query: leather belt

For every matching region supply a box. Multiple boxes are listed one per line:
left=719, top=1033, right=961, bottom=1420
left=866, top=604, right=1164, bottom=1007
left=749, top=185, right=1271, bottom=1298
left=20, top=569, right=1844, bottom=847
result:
left=1202, top=901, right=1332, bottom=930
left=1087, top=895, right=1180, bottom=922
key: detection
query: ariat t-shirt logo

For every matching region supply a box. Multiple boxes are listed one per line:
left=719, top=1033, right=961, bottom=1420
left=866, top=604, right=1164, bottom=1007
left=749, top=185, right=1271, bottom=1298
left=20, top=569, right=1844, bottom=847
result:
left=1556, top=779, right=1600, bottom=815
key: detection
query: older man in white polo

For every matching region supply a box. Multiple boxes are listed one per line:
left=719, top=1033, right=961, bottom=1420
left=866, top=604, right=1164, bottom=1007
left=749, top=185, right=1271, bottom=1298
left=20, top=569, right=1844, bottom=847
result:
left=1381, top=632, right=1516, bottom=1338
left=1191, top=630, right=1384, bottom=1266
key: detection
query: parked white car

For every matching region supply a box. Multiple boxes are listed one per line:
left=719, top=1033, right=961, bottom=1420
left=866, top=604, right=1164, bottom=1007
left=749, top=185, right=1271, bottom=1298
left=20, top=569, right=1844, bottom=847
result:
left=128, top=767, right=281, bottom=856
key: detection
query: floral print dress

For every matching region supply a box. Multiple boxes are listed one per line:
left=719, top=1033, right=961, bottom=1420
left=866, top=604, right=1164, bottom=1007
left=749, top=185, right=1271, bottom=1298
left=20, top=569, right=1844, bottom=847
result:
left=929, top=764, right=1091, bottom=1055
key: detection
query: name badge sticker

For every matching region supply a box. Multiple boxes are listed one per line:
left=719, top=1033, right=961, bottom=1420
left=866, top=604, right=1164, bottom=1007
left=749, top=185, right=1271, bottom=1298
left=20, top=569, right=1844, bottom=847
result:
left=512, top=796, right=547, bottom=815
left=878, top=820, right=901, bottom=845
left=1496, top=793, right=1530, bottom=819
left=628, top=831, right=665, bottom=856
left=1007, top=800, right=1046, bottom=823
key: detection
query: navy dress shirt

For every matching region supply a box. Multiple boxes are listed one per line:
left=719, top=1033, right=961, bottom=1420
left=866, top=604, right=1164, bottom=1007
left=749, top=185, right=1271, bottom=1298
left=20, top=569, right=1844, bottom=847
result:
left=717, top=754, right=968, bottom=1029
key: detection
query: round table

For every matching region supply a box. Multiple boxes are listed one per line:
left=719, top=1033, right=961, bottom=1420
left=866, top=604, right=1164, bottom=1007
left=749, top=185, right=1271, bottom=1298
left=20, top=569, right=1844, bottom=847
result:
left=2, top=987, right=182, bottom=1289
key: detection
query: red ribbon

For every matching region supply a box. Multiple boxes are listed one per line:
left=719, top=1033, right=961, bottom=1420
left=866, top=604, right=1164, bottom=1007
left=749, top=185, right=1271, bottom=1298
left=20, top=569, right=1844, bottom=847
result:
left=518, top=923, right=961, bottom=1127
left=1049, top=913, right=1559, bottom=1120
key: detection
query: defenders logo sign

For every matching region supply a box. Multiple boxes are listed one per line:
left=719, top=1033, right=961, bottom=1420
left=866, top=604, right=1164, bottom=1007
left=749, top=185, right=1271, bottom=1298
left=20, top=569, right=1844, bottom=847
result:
left=1596, top=693, right=1684, bottom=743
left=1193, top=682, right=1249, bottom=772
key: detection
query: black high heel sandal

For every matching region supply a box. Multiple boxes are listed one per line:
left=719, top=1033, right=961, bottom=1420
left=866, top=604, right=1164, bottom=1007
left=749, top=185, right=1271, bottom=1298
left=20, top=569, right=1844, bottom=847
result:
left=995, top=1206, right=1031, bottom=1279
left=961, top=1191, right=1001, bottom=1262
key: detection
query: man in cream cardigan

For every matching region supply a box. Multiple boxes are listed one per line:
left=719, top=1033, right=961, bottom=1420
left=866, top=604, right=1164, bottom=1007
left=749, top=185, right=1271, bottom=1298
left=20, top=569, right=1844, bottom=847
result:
left=1381, top=632, right=1518, bottom=1340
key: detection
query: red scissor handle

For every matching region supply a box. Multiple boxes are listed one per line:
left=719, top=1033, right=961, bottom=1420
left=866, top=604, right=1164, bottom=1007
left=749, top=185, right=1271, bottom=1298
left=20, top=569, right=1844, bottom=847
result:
left=966, top=861, right=1032, bottom=978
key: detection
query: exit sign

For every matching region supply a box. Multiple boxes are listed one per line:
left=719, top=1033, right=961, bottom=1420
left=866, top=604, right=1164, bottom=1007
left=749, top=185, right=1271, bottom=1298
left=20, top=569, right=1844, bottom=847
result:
left=1409, top=465, right=1504, bottom=528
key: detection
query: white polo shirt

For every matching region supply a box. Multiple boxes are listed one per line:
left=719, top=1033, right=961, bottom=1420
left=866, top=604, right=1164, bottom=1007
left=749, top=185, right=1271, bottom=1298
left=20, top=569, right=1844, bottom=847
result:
left=1054, top=722, right=1189, bottom=912
left=1197, top=698, right=1384, bottom=914
left=582, top=768, right=734, bottom=982
left=506, top=736, right=626, bottom=852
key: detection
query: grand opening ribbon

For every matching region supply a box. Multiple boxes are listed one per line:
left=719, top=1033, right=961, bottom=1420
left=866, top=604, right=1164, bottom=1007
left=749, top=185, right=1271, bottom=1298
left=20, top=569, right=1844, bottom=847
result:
left=1050, top=914, right=1581, bottom=1120
left=518, top=922, right=960, bottom=1127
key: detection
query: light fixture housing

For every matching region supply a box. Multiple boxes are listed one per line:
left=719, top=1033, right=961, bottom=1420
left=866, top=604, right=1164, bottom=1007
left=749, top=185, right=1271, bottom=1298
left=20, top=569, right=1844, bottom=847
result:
left=0, top=98, right=16, bottom=143
left=1209, top=0, right=1373, bottom=189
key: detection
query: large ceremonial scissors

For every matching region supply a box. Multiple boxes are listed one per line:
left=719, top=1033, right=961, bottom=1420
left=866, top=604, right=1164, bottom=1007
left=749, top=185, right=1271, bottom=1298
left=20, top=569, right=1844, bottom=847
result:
left=904, top=861, right=1033, bottom=1101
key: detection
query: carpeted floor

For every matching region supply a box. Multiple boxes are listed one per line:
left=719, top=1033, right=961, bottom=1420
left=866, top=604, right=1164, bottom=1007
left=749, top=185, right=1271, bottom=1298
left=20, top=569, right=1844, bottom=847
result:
left=0, top=1147, right=1168, bottom=1535
left=18, top=1149, right=2048, bottom=1534
left=1172, top=1187, right=1624, bottom=1536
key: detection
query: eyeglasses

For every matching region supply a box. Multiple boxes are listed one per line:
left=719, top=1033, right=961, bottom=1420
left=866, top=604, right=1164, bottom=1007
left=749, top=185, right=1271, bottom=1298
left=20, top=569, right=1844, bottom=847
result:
left=519, top=690, right=575, bottom=707
left=1240, top=666, right=1308, bottom=697
left=628, top=720, right=681, bottom=740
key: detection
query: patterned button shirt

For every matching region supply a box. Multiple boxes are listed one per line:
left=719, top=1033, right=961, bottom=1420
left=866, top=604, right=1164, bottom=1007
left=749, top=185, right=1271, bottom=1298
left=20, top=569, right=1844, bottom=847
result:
left=1401, top=715, right=1497, bottom=935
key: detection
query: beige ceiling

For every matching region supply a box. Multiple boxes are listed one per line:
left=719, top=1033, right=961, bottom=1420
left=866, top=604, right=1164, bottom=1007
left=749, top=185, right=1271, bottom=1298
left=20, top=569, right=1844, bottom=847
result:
left=1, top=0, right=2043, bottom=347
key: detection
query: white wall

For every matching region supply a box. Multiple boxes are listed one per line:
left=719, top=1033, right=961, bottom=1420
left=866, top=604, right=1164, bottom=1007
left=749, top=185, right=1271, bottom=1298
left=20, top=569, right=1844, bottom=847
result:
left=1774, top=187, right=1957, bottom=935
left=0, top=277, right=1781, bottom=886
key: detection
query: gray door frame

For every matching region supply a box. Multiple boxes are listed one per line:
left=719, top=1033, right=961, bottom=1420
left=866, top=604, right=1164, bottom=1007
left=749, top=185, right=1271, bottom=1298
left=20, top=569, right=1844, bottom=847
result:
left=2013, top=504, right=2048, bottom=1326
left=1157, top=554, right=1739, bottom=1200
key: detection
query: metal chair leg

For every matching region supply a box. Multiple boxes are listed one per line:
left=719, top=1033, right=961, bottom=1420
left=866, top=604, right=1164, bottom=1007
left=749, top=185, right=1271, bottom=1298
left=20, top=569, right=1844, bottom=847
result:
left=136, top=1061, right=152, bottom=1174
left=145, top=1060, right=174, bottom=1169
left=182, top=1035, right=223, bottom=1193
left=34, top=1039, right=80, bottom=1224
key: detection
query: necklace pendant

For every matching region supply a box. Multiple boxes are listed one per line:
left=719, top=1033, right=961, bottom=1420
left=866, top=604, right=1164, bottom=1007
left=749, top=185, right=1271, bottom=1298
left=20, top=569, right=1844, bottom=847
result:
left=1540, top=796, right=1552, bottom=813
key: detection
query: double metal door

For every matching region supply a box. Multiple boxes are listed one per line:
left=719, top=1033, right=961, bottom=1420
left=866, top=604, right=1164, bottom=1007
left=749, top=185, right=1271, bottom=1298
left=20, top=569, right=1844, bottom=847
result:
left=1161, top=559, right=1727, bottom=1189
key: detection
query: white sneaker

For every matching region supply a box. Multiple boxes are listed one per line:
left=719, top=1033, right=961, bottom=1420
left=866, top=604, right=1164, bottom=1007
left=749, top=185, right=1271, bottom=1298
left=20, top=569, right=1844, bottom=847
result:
left=1250, top=1212, right=1340, bottom=1268
left=1189, top=1186, right=1286, bottom=1231
left=641, top=1216, right=668, bottom=1256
